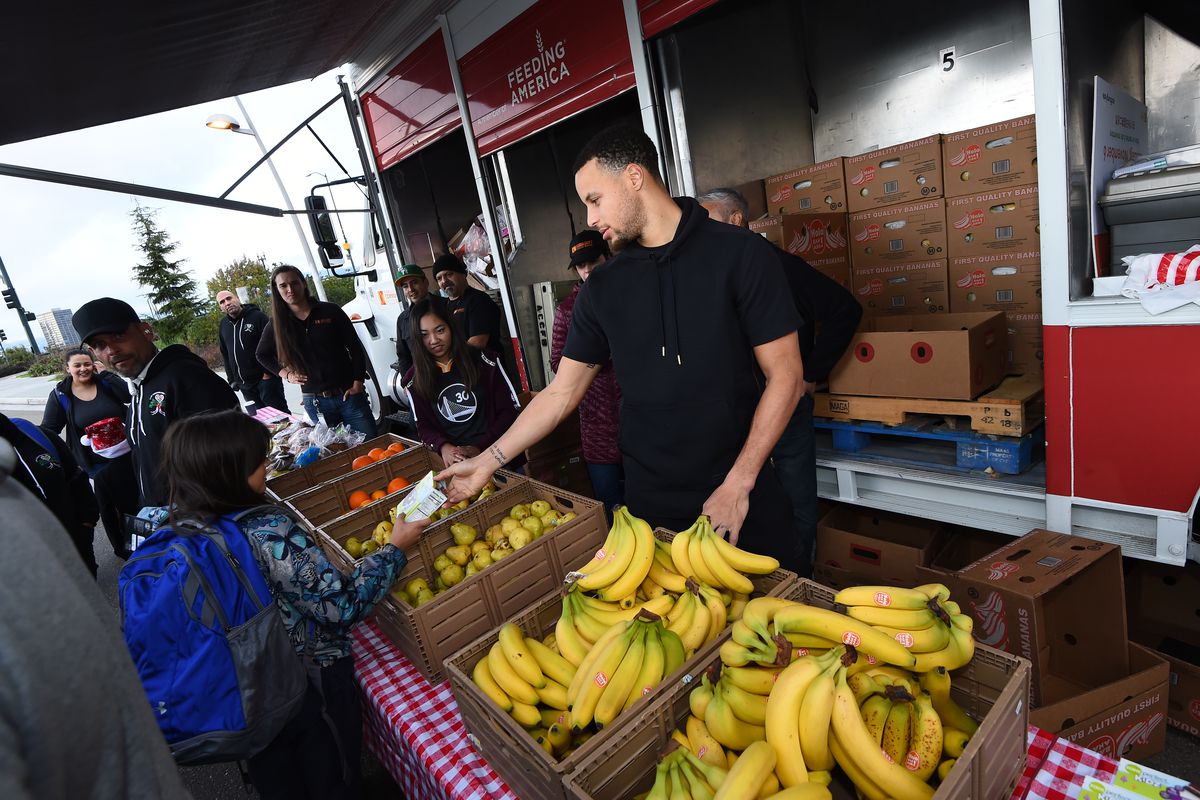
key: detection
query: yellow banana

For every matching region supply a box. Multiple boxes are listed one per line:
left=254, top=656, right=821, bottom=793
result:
left=766, top=785, right=832, bottom=800
left=554, top=601, right=591, bottom=666
left=756, top=771, right=780, bottom=799
left=709, top=533, right=780, bottom=575
left=680, top=590, right=713, bottom=654
left=498, top=623, right=546, bottom=688
left=764, top=651, right=833, bottom=787
left=918, top=667, right=978, bottom=735
left=937, top=758, right=957, bottom=782
left=705, top=687, right=766, bottom=751
left=698, top=530, right=755, bottom=594
left=743, top=597, right=800, bottom=645
left=690, top=677, right=715, bottom=719
left=950, top=612, right=974, bottom=634
left=913, top=583, right=952, bottom=602
left=847, top=671, right=887, bottom=706
left=641, top=574, right=667, bottom=600
left=625, top=625, right=666, bottom=711
left=670, top=523, right=698, bottom=579
left=798, top=661, right=837, bottom=772
left=682, top=748, right=730, bottom=793
left=829, top=732, right=890, bottom=800
left=647, top=762, right=672, bottom=800
left=662, top=629, right=686, bottom=675
left=618, top=593, right=638, bottom=609
left=906, top=691, right=942, bottom=781
left=688, top=527, right=724, bottom=588
left=594, top=626, right=646, bottom=728
left=525, top=637, right=575, bottom=687
left=719, top=639, right=761, bottom=667
left=471, top=655, right=513, bottom=712
left=571, top=598, right=613, bottom=644
left=686, top=714, right=728, bottom=768
left=570, top=624, right=637, bottom=731
left=874, top=621, right=951, bottom=654
left=573, top=511, right=635, bottom=590
left=909, top=625, right=974, bottom=673
left=732, top=619, right=771, bottom=652
left=808, top=770, right=832, bottom=786
left=678, top=759, right=718, bottom=800
left=829, top=670, right=934, bottom=800
left=713, top=740, right=775, bottom=800
left=783, top=632, right=839, bottom=650
left=570, top=521, right=623, bottom=577
left=573, top=592, right=625, bottom=615
left=536, top=679, right=569, bottom=710
left=533, top=728, right=554, bottom=755
left=882, top=700, right=912, bottom=765
left=539, top=707, right=567, bottom=728
left=943, top=727, right=970, bottom=758
left=860, top=694, right=892, bottom=746
left=598, top=507, right=656, bottom=601
left=648, top=557, right=688, bottom=594
left=667, top=588, right=696, bottom=627
left=942, top=600, right=961, bottom=616
left=671, top=728, right=693, bottom=752
left=722, top=665, right=779, bottom=696
left=835, top=585, right=935, bottom=610
left=774, top=605, right=917, bottom=669
left=541, top=631, right=557, bottom=651
left=667, top=761, right=688, bottom=800
left=844, top=605, right=937, bottom=629
left=567, top=619, right=629, bottom=701
left=718, top=678, right=768, bottom=726
left=698, top=584, right=728, bottom=646
left=545, top=721, right=571, bottom=755
left=509, top=700, right=540, bottom=728
left=487, top=642, right=539, bottom=705
left=728, top=592, right=749, bottom=621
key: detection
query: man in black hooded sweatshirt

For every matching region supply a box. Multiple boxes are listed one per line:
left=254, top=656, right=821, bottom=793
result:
left=437, top=126, right=806, bottom=571
left=216, top=290, right=290, bottom=414
left=73, top=298, right=239, bottom=507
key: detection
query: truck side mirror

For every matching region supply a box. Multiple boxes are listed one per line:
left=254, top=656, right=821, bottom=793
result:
left=304, top=195, right=350, bottom=274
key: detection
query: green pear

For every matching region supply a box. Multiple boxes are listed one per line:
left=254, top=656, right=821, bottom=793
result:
left=445, top=545, right=471, bottom=566
left=433, top=554, right=453, bottom=572
left=508, top=528, right=532, bottom=550
left=529, top=500, right=551, bottom=518
left=451, top=522, right=478, bottom=546
left=440, top=564, right=465, bottom=587
left=509, top=503, right=531, bottom=520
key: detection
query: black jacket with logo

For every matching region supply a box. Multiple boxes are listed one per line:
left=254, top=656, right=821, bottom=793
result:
left=0, top=413, right=98, bottom=539
left=562, top=197, right=799, bottom=519
left=127, top=345, right=239, bottom=506
left=256, top=302, right=368, bottom=395
left=218, top=304, right=272, bottom=387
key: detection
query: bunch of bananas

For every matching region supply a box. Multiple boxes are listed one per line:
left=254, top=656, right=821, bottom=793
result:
left=638, top=741, right=831, bottom=800
left=669, top=516, right=781, bottom=594
left=834, top=583, right=976, bottom=672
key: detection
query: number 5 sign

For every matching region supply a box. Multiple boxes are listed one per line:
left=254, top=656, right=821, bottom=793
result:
left=940, top=46, right=956, bottom=72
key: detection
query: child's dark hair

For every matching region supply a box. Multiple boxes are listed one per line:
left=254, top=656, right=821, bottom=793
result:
left=161, top=409, right=271, bottom=525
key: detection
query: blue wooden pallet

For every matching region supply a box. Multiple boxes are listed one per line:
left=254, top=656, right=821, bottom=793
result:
left=814, top=417, right=1040, bottom=475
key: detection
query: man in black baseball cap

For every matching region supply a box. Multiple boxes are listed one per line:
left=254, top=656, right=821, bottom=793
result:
left=567, top=229, right=611, bottom=280
left=72, top=298, right=237, bottom=507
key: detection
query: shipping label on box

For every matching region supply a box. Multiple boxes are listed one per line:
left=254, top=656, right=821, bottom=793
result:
left=956, top=530, right=1128, bottom=705
left=828, top=310, right=1008, bottom=400
left=749, top=215, right=783, bottom=249
left=949, top=252, right=1041, bottom=313
left=853, top=259, right=949, bottom=318
left=846, top=135, right=943, bottom=213
left=946, top=184, right=1040, bottom=259
left=849, top=199, right=947, bottom=268
left=765, top=158, right=847, bottom=216
left=943, top=115, right=1038, bottom=197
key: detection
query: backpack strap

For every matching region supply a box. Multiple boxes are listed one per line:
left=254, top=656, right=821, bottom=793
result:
left=177, top=516, right=270, bottom=615
left=12, top=418, right=56, bottom=456
left=57, top=388, right=69, bottom=415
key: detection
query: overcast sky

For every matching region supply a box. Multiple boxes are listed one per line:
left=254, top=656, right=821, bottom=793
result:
left=0, top=70, right=361, bottom=350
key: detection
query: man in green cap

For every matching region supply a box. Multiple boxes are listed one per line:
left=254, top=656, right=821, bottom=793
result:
left=394, top=263, right=448, bottom=377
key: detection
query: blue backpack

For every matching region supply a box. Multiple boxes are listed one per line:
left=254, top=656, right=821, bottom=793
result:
left=118, top=508, right=308, bottom=765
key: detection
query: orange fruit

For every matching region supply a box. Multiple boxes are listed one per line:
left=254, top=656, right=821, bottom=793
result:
left=370, top=490, right=387, bottom=501
left=387, top=477, right=410, bottom=493
left=351, top=456, right=374, bottom=470
left=387, top=442, right=405, bottom=453
left=348, top=490, right=371, bottom=509
left=368, top=448, right=389, bottom=462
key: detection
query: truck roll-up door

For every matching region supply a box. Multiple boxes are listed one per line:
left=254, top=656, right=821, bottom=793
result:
left=458, top=0, right=636, bottom=157
left=362, top=33, right=462, bottom=172
left=638, top=0, right=720, bottom=38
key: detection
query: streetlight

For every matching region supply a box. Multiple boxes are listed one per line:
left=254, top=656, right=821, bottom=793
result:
left=205, top=97, right=328, bottom=301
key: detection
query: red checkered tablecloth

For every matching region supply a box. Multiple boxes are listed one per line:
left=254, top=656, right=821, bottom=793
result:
left=351, top=619, right=518, bottom=800
left=1019, top=728, right=1120, bottom=800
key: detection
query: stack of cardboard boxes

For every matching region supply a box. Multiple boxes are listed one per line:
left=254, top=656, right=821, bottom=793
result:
left=757, top=114, right=1043, bottom=377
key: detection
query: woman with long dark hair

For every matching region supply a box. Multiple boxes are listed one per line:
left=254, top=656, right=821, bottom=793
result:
left=404, top=299, right=523, bottom=469
left=255, top=264, right=377, bottom=436
left=160, top=409, right=427, bottom=798
left=42, top=347, right=140, bottom=559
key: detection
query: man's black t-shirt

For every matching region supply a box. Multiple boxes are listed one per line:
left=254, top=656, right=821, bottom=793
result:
left=447, top=287, right=503, bottom=350
left=563, top=197, right=799, bottom=519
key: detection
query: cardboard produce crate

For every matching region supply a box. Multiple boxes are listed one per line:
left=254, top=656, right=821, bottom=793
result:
left=264, top=433, right=420, bottom=501
left=320, top=479, right=601, bottom=683
left=564, top=578, right=1032, bottom=800
left=765, top=157, right=848, bottom=216
left=846, top=134, right=944, bottom=213
left=285, top=446, right=457, bottom=529
left=814, top=505, right=944, bottom=590
left=445, top=539, right=797, bottom=800
left=942, top=115, right=1038, bottom=198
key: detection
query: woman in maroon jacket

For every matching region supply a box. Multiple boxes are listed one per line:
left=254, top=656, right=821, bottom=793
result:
left=404, top=299, right=524, bottom=470
left=550, top=230, right=623, bottom=520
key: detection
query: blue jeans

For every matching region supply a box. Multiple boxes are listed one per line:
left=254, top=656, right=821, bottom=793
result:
left=302, top=391, right=377, bottom=438
left=771, top=394, right=817, bottom=577
left=585, top=462, right=625, bottom=525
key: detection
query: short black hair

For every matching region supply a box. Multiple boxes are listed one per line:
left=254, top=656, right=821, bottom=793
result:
left=573, top=124, right=662, bottom=183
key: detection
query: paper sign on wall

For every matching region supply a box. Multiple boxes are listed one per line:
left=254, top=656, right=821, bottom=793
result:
left=1089, top=77, right=1147, bottom=277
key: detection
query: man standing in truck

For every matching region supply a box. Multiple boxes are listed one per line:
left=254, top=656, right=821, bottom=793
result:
left=699, top=187, right=862, bottom=576
left=438, top=126, right=806, bottom=572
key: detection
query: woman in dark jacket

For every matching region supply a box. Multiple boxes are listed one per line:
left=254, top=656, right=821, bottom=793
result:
left=403, top=299, right=524, bottom=469
left=42, top=347, right=139, bottom=558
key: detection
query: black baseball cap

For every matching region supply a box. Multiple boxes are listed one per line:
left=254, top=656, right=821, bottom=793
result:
left=432, top=253, right=468, bottom=277
left=568, top=230, right=609, bottom=269
left=73, top=298, right=141, bottom=344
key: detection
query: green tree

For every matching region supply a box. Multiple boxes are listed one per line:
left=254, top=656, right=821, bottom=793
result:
left=186, top=304, right=224, bottom=347
left=320, top=275, right=356, bottom=306
left=131, top=204, right=200, bottom=342
left=207, top=255, right=272, bottom=305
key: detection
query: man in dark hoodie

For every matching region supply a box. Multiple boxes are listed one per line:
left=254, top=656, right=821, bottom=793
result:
left=699, top=187, right=863, bottom=576
left=73, top=298, right=239, bottom=507
left=438, top=126, right=806, bottom=571
left=216, top=290, right=290, bottom=413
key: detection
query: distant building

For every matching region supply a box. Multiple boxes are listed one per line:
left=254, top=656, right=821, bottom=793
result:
left=37, top=308, right=81, bottom=350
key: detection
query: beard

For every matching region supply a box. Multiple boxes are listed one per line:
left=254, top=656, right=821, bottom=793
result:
left=608, top=196, right=648, bottom=252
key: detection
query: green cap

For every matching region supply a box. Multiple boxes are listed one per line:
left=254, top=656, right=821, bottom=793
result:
left=394, top=264, right=426, bottom=284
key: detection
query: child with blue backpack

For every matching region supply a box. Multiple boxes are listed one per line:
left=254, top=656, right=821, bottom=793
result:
left=130, top=409, right=428, bottom=798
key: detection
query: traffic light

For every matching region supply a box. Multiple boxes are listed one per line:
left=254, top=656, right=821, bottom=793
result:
left=0, top=330, right=7, bottom=342
left=1, top=288, right=16, bottom=310
left=23, top=312, right=35, bottom=322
